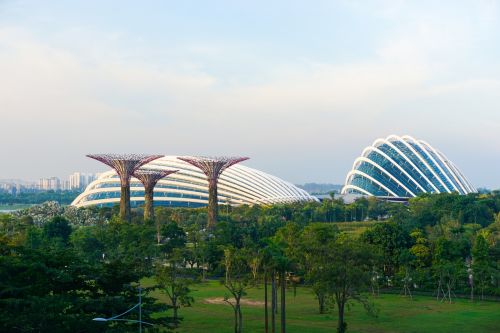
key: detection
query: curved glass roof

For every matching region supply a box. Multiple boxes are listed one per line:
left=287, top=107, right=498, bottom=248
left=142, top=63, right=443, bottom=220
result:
left=72, top=156, right=317, bottom=208
left=341, top=135, right=476, bottom=198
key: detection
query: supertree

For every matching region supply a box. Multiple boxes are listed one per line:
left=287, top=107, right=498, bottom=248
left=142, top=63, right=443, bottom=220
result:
left=177, top=156, right=249, bottom=228
left=133, top=168, right=178, bottom=223
left=86, top=154, right=164, bottom=222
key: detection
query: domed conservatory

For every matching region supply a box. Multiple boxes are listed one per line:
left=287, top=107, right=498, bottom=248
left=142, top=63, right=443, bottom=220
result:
left=72, top=156, right=317, bottom=208
left=341, top=135, right=476, bottom=198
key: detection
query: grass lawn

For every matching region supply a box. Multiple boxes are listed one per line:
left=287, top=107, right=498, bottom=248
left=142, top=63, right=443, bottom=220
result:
left=331, top=221, right=384, bottom=236
left=143, top=279, right=500, bottom=333
left=0, top=204, right=33, bottom=212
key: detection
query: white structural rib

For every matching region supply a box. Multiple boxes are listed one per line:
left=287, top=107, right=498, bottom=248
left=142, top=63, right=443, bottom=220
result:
left=402, top=135, right=460, bottom=193
left=416, top=139, right=468, bottom=194
left=443, top=157, right=476, bottom=193
left=341, top=184, right=373, bottom=196
left=351, top=156, right=417, bottom=197
left=342, top=134, right=476, bottom=198
left=425, top=143, right=476, bottom=193
left=72, top=156, right=316, bottom=208
left=387, top=135, right=452, bottom=193
left=367, top=138, right=436, bottom=191
left=345, top=170, right=398, bottom=197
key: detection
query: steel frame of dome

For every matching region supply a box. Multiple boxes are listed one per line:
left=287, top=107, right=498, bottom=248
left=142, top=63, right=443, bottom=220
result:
left=72, top=156, right=317, bottom=208
left=341, top=135, right=476, bottom=198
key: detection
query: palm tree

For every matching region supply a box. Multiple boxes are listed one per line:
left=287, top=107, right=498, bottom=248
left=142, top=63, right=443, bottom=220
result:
left=274, top=255, right=291, bottom=333
left=264, top=239, right=291, bottom=333
left=260, top=245, right=275, bottom=333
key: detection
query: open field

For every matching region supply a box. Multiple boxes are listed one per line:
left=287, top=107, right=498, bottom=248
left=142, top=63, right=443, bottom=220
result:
left=145, top=279, right=500, bottom=333
left=0, top=204, right=33, bottom=212
left=331, top=221, right=385, bottom=236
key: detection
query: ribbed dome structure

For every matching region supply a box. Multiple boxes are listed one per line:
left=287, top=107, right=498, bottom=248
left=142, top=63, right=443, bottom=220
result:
left=72, top=156, right=317, bottom=208
left=341, top=135, right=476, bottom=198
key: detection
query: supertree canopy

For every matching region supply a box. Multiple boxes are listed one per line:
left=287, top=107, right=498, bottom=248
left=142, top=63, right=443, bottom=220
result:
left=86, top=154, right=164, bottom=222
left=177, top=156, right=249, bottom=228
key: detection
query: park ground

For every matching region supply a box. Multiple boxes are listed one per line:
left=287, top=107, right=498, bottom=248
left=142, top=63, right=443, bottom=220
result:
left=144, top=279, right=500, bottom=333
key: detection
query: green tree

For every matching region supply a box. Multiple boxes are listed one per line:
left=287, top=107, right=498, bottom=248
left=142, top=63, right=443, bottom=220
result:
left=307, top=236, right=378, bottom=333
left=299, top=223, right=339, bottom=313
left=160, top=221, right=187, bottom=254
left=156, top=249, right=195, bottom=325
left=222, top=246, right=254, bottom=333
left=42, top=216, right=72, bottom=244
left=432, top=237, right=466, bottom=303
left=472, top=234, right=492, bottom=300
left=361, top=222, right=411, bottom=284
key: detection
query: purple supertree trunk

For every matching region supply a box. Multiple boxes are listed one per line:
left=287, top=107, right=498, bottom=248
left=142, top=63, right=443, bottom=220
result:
left=86, top=154, right=164, bottom=222
left=133, top=169, right=178, bottom=242
left=177, top=156, right=249, bottom=228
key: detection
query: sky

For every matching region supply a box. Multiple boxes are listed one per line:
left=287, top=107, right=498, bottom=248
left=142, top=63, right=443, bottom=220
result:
left=0, top=0, right=499, bottom=188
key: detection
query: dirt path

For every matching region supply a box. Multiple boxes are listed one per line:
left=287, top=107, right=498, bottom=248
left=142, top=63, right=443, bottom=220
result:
left=203, top=297, right=264, bottom=307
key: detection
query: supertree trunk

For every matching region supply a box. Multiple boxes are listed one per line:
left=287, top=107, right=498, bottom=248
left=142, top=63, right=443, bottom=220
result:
left=120, top=183, right=131, bottom=221
left=177, top=156, right=249, bottom=229
left=86, top=154, right=164, bottom=223
left=207, top=179, right=218, bottom=229
left=144, top=187, right=154, bottom=221
left=132, top=168, right=178, bottom=234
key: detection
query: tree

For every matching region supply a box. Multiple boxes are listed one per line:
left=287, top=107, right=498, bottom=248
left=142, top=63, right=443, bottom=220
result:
left=273, top=223, right=303, bottom=333
left=308, top=236, right=378, bottom=333
left=299, top=223, right=339, bottom=314
left=408, top=229, right=431, bottom=292
left=160, top=221, right=187, bottom=255
left=42, top=216, right=72, bottom=244
left=472, top=234, right=492, bottom=300
left=397, top=250, right=415, bottom=299
left=0, top=237, right=168, bottom=332
left=222, top=246, right=254, bottom=333
left=361, top=222, right=411, bottom=285
left=260, top=245, right=274, bottom=333
left=274, top=253, right=291, bottom=333
left=156, top=249, right=195, bottom=325
left=432, top=237, right=466, bottom=303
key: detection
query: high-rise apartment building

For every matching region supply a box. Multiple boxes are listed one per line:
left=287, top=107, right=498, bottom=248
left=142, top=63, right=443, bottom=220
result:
left=38, top=177, right=61, bottom=190
left=68, top=172, right=100, bottom=190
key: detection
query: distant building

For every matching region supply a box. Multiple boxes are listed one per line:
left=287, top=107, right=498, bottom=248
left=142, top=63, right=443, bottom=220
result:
left=61, top=180, right=71, bottom=191
left=68, top=172, right=100, bottom=190
left=38, top=177, right=61, bottom=190
left=69, top=172, right=83, bottom=189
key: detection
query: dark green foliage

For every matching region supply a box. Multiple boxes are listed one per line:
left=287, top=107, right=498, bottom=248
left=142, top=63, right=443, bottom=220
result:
left=472, top=234, right=495, bottom=299
left=0, top=239, right=167, bottom=332
left=221, top=246, right=255, bottom=333
left=156, top=249, right=196, bottom=326
left=160, top=222, right=187, bottom=254
left=361, top=222, right=412, bottom=278
left=0, top=213, right=171, bottom=332
left=43, top=216, right=72, bottom=243
left=1, top=190, right=500, bottom=332
left=409, top=193, right=495, bottom=227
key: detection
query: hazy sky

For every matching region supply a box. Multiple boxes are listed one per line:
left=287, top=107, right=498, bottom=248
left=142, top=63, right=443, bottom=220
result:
left=1, top=0, right=499, bottom=188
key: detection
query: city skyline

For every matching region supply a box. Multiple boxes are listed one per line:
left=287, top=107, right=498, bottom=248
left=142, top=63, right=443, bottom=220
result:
left=0, top=172, right=101, bottom=191
left=1, top=1, right=499, bottom=189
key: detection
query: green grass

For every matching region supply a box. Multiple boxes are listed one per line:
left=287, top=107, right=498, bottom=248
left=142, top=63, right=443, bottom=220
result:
left=143, top=279, right=500, bottom=333
left=332, top=221, right=385, bottom=236
left=0, top=204, right=33, bottom=211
